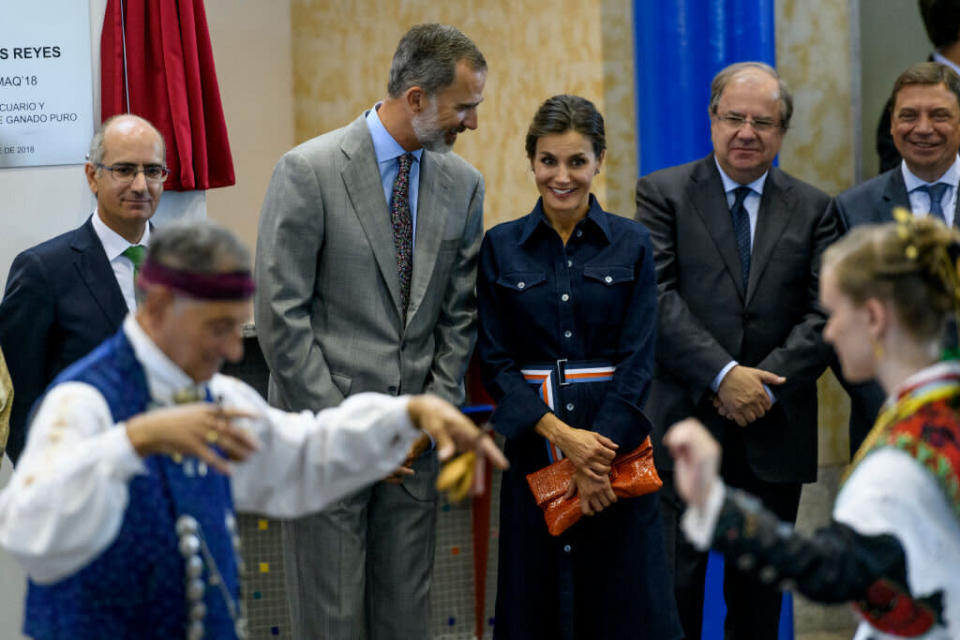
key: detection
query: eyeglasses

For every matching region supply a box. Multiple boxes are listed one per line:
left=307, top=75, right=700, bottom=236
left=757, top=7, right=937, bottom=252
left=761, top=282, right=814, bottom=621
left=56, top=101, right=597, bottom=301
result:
left=714, top=113, right=781, bottom=133
left=96, top=162, right=170, bottom=183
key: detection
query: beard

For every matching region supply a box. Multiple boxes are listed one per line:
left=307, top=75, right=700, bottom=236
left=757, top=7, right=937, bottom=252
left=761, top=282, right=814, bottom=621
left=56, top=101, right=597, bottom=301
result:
left=411, top=98, right=458, bottom=154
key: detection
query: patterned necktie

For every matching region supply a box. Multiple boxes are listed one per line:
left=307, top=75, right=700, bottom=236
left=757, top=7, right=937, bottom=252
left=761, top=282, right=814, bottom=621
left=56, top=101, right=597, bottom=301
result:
left=122, top=244, right=147, bottom=287
left=920, top=183, right=950, bottom=223
left=730, top=186, right=752, bottom=290
left=390, top=153, right=414, bottom=323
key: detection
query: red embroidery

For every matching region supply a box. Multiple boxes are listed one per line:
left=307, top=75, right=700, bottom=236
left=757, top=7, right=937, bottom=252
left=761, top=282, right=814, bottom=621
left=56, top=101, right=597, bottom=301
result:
left=854, top=579, right=938, bottom=636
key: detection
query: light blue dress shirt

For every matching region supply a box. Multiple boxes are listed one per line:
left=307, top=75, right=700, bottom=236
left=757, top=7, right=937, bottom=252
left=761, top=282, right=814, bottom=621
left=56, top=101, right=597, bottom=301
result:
left=901, top=155, right=960, bottom=227
left=365, top=104, right=424, bottom=250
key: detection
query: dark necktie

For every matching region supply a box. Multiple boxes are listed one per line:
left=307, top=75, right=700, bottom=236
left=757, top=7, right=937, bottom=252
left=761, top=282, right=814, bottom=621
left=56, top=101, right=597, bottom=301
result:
left=730, top=186, right=752, bottom=289
left=390, top=153, right=414, bottom=323
left=122, top=245, right=146, bottom=291
left=920, top=183, right=950, bottom=223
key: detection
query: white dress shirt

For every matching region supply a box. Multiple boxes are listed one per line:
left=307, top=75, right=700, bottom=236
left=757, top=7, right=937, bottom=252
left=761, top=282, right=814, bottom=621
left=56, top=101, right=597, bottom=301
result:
left=91, top=211, right=152, bottom=311
left=0, top=315, right=421, bottom=584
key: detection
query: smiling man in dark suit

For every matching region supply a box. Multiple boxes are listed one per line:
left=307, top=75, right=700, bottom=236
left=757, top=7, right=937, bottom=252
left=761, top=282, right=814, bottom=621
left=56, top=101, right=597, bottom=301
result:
left=0, top=114, right=166, bottom=464
left=636, top=62, right=838, bottom=640
left=834, top=61, right=960, bottom=453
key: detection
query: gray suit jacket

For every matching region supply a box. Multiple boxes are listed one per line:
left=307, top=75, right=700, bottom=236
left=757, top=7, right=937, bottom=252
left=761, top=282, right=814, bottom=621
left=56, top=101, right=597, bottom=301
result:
left=636, top=155, right=837, bottom=483
left=255, top=114, right=484, bottom=417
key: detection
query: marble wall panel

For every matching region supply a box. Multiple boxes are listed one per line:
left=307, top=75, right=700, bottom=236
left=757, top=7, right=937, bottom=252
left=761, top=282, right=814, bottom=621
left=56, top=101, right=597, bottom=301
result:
left=291, top=0, right=637, bottom=226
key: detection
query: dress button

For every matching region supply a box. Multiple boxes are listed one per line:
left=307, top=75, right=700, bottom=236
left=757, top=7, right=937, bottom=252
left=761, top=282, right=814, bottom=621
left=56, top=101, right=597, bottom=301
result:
left=759, top=566, right=778, bottom=584
left=567, top=259, right=573, bottom=267
left=566, top=403, right=574, bottom=411
left=517, top=281, right=525, bottom=289
left=575, top=230, right=583, bottom=238
left=563, top=544, right=572, bottom=553
left=561, top=293, right=569, bottom=302
left=604, top=275, right=613, bottom=284
left=563, top=330, right=572, bottom=338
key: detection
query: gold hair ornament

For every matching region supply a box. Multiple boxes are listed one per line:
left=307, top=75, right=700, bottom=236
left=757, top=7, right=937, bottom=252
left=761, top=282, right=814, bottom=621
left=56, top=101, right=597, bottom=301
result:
left=892, top=207, right=960, bottom=358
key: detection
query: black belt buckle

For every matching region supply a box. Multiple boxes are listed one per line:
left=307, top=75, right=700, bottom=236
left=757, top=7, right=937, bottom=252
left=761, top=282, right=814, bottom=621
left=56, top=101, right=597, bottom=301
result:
left=556, top=358, right=569, bottom=386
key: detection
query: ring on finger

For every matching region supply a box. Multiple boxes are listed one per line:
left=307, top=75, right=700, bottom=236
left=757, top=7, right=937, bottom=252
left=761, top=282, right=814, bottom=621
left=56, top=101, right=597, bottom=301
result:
left=206, top=430, right=219, bottom=444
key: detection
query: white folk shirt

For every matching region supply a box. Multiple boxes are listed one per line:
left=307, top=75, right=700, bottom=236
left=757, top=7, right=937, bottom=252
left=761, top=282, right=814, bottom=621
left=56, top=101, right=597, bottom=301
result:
left=0, top=315, right=421, bottom=584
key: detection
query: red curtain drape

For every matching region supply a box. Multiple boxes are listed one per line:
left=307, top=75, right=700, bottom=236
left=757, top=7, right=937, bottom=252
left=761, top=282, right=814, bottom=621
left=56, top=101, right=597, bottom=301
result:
left=101, top=0, right=235, bottom=191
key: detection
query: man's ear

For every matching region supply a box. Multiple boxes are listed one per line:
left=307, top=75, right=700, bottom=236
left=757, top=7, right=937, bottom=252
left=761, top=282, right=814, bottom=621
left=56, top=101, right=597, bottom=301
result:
left=140, top=285, right=174, bottom=324
left=84, top=163, right=99, bottom=195
left=404, top=86, right=426, bottom=113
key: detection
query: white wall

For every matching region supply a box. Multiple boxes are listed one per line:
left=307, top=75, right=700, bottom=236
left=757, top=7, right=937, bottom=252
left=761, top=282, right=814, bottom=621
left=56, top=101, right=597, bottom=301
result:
left=204, top=0, right=295, bottom=252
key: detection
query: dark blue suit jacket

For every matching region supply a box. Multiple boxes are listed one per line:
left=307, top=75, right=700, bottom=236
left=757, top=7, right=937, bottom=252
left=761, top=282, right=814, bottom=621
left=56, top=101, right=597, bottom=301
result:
left=0, top=216, right=128, bottom=463
left=833, top=166, right=910, bottom=231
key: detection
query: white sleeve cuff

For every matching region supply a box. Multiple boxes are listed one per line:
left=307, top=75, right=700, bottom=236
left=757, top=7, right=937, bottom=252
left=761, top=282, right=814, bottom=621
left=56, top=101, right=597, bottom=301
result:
left=680, top=481, right=726, bottom=551
left=110, top=425, right=148, bottom=478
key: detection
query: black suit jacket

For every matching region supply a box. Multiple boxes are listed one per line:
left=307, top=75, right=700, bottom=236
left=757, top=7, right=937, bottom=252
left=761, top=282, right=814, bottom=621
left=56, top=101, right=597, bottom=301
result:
left=0, top=217, right=128, bottom=463
left=636, top=155, right=838, bottom=483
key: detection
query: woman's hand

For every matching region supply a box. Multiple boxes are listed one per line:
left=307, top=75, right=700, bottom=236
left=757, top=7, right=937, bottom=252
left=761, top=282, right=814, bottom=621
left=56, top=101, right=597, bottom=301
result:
left=564, top=468, right=617, bottom=515
left=535, top=413, right=618, bottom=480
left=559, top=427, right=619, bottom=479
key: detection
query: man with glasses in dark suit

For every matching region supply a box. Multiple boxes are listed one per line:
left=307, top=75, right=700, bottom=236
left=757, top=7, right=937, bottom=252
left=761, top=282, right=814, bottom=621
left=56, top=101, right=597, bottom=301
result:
left=0, top=113, right=167, bottom=465
left=636, top=62, right=837, bottom=640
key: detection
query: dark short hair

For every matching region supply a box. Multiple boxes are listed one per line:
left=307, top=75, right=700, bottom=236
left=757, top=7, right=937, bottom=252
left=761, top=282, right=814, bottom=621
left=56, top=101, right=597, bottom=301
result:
left=708, top=62, right=793, bottom=131
left=147, top=219, right=250, bottom=275
left=386, top=24, right=486, bottom=98
left=88, top=114, right=165, bottom=166
left=919, top=0, right=960, bottom=48
left=889, top=61, right=960, bottom=111
left=524, top=95, right=606, bottom=160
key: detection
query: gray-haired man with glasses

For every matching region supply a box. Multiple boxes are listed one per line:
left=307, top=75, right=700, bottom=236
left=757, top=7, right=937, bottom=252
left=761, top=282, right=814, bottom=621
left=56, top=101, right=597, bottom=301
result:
left=636, top=62, right=838, bottom=640
left=0, top=113, right=168, bottom=465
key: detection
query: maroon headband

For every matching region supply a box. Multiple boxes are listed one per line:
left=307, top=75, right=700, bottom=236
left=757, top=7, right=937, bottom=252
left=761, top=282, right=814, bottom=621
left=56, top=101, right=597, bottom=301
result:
left=138, top=260, right=255, bottom=300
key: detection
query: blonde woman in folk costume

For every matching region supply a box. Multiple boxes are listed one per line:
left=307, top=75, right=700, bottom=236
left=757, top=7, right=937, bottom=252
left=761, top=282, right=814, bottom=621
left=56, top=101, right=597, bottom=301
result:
left=667, top=213, right=960, bottom=639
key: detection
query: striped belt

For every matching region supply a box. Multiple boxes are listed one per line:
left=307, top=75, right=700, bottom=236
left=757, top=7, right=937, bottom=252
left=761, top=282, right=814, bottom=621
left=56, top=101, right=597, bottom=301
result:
left=521, top=359, right=615, bottom=462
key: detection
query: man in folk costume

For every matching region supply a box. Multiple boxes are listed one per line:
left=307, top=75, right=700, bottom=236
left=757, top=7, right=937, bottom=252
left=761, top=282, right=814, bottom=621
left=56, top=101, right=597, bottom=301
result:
left=0, top=220, right=505, bottom=640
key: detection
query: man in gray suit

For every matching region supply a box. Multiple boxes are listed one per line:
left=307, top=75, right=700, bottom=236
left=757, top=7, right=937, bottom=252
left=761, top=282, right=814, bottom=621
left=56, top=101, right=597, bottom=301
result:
left=254, top=24, right=486, bottom=639
left=636, top=62, right=837, bottom=640
left=834, top=61, right=960, bottom=452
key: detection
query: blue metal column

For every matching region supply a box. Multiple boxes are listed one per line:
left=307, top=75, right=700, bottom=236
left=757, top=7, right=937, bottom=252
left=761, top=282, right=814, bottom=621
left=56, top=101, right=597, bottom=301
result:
left=633, top=0, right=775, bottom=175
left=632, top=2, right=792, bottom=639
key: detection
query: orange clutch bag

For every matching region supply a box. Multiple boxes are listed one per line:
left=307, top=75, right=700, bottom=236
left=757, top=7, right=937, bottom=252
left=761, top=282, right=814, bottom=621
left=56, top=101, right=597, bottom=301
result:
left=525, top=435, right=662, bottom=536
